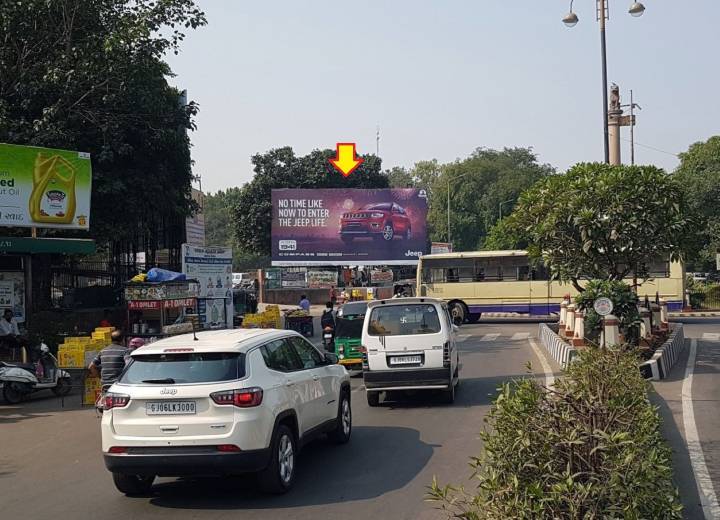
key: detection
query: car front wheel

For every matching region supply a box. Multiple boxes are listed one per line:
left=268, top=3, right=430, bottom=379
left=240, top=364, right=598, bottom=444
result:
left=112, top=473, right=155, bottom=496
left=381, top=223, right=394, bottom=241
left=258, top=424, right=296, bottom=494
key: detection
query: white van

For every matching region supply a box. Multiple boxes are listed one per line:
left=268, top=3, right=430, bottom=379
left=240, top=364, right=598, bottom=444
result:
left=360, top=298, right=460, bottom=406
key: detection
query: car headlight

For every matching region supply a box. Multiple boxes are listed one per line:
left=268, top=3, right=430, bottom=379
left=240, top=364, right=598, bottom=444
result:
left=370, top=213, right=384, bottom=218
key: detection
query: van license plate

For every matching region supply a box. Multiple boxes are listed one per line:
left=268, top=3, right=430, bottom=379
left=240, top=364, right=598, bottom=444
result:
left=389, top=355, right=422, bottom=365
left=146, top=401, right=196, bottom=415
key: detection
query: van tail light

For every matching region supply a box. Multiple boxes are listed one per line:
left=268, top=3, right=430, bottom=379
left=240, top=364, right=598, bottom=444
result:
left=443, top=342, right=451, bottom=368
left=104, top=393, right=130, bottom=410
left=359, top=345, right=369, bottom=369
left=108, top=446, right=128, bottom=454
left=211, top=387, right=263, bottom=408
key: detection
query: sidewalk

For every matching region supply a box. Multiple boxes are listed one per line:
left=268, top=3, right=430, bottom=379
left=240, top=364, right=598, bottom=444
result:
left=669, top=311, right=720, bottom=318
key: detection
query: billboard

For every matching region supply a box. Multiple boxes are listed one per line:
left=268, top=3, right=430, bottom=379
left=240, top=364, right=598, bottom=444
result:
left=271, top=189, right=428, bottom=266
left=181, top=244, right=233, bottom=329
left=0, top=143, right=92, bottom=229
left=185, top=188, right=205, bottom=246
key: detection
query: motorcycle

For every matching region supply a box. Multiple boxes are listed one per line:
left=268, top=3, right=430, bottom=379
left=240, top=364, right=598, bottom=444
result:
left=322, top=325, right=335, bottom=353
left=0, top=344, right=72, bottom=404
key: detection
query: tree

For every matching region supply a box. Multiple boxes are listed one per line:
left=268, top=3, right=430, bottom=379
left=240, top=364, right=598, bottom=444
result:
left=204, top=188, right=241, bottom=247
left=482, top=218, right=527, bottom=251
left=231, top=147, right=389, bottom=256
left=0, top=0, right=206, bottom=256
left=508, top=162, right=694, bottom=291
left=674, top=136, right=720, bottom=270
left=427, top=148, right=553, bottom=251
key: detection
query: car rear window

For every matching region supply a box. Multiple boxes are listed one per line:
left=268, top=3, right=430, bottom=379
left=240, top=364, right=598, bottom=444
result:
left=119, top=353, right=245, bottom=384
left=367, top=304, right=442, bottom=336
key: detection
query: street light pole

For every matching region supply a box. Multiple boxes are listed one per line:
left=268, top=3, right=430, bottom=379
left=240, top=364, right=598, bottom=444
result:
left=563, top=1, right=646, bottom=164
left=499, top=199, right=514, bottom=220
left=447, top=176, right=451, bottom=244
left=599, top=0, right=610, bottom=163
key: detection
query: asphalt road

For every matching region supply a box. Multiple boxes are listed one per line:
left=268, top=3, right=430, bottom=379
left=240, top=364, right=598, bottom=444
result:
left=0, top=321, right=552, bottom=520
left=652, top=318, right=720, bottom=519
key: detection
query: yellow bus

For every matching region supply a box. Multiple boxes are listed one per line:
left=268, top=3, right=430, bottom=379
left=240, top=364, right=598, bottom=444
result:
left=416, top=250, right=685, bottom=323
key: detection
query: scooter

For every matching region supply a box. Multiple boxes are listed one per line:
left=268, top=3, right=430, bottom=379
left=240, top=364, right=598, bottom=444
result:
left=322, top=326, right=335, bottom=353
left=0, top=344, right=72, bottom=404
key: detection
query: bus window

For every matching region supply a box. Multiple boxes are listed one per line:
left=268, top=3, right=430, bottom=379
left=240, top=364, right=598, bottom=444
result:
left=531, top=264, right=549, bottom=281
left=517, top=265, right=530, bottom=281
left=474, top=267, right=485, bottom=281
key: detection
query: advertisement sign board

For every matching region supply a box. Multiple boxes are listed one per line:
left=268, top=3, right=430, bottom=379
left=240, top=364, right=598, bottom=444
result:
left=181, top=244, right=233, bottom=329
left=0, top=272, right=24, bottom=322
left=271, top=188, right=428, bottom=266
left=431, top=242, right=452, bottom=254
left=307, top=270, right=337, bottom=289
left=185, top=188, right=205, bottom=246
left=0, top=143, right=92, bottom=229
left=370, top=269, right=394, bottom=284
left=0, top=281, right=14, bottom=309
left=281, top=269, right=307, bottom=288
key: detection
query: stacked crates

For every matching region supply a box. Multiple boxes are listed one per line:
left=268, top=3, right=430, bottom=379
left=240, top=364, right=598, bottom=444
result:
left=57, top=327, right=114, bottom=368
left=241, top=305, right=282, bottom=329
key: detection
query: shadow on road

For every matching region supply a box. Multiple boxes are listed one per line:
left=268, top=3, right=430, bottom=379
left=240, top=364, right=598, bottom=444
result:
left=0, top=391, right=85, bottom=424
left=147, top=425, right=434, bottom=509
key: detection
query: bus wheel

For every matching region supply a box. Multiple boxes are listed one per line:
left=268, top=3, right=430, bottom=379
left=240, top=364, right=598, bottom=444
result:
left=449, top=301, right=467, bottom=325
left=467, top=313, right=481, bottom=324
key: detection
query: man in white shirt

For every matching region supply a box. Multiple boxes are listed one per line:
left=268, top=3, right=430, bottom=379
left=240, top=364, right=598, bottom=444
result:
left=0, top=309, right=27, bottom=357
left=0, top=309, right=20, bottom=336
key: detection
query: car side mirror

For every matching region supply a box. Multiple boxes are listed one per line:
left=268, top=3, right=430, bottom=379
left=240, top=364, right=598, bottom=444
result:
left=324, top=352, right=339, bottom=364
left=452, top=324, right=460, bottom=333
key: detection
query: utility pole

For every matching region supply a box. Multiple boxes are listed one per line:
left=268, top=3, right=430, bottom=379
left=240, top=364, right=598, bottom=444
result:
left=376, top=125, right=380, bottom=157
left=598, top=0, right=610, bottom=163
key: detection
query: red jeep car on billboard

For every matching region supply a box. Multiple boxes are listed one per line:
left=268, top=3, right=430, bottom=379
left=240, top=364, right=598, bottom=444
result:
left=339, top=202, right=412, bottom=243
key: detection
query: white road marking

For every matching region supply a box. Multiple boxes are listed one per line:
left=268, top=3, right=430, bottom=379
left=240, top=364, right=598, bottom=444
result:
left=702, top=332, right=720, bottom=341
left=527, top=337, right=554, bottom=387
left=480, top=333, right=500, bottom=342
left=456, top=334, right=471, bottom=343
left=510, top=332, right=530, bottom=341
left=682, top=338, right=720, bottom=519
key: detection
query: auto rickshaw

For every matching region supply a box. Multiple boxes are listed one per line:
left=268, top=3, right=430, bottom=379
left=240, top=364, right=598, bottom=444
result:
left=334, top=300, right=368, bottom=371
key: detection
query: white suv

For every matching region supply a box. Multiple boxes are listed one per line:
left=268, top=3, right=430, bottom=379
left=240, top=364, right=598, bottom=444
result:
left=361, top=298, right=460, bottom=406
left=101, top=329, right=351, bottom=495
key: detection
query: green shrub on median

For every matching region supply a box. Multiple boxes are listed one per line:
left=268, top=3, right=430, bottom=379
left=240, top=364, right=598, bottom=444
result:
left=427, top=348, right=682, bottom=519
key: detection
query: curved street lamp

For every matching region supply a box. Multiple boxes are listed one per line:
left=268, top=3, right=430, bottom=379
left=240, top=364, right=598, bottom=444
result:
left=562, top=1, right=646, bottom=163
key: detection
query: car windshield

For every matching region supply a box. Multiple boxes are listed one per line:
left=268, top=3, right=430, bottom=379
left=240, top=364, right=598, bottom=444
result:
left=368, top=304, right=441, bottom=336
left=363, top=203, right=391, bottom=211
left=119, top=352, right=245, bottom=384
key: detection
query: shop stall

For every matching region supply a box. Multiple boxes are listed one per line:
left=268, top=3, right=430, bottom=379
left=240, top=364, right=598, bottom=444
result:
left=124, top=280, right=201, bottom=343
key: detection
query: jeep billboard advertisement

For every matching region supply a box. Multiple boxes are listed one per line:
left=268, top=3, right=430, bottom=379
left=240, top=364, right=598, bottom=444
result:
left=271, top=188, right=428, bottom=266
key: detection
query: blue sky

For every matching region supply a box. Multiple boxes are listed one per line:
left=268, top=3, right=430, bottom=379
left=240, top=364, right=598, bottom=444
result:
left=166, top=1, right=720, bottom=193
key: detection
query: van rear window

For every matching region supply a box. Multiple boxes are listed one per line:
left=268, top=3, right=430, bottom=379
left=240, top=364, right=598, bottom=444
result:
left=368, top=304, right=442, bottom=336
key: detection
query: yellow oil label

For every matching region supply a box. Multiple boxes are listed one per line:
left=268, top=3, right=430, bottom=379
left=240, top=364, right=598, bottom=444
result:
left=28, top=153, right=77, bottom=224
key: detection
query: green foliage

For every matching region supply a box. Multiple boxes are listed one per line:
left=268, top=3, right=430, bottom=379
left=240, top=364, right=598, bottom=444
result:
left=428, top=148, right=553, bottom=251
left=231, top=147, right=389, bottom=256
left=674, top=136, right=720, bottom=271
left=0, top=0, right=206, bottom=248
left=482, top=218, right=527, bottom=251
left=574, top=280, right=640, bottom=344
left=204, top=188, right=241, bottom=248
left=427, top=348, right=683, bottom=519
left=508, top=163, right=694, bottom=289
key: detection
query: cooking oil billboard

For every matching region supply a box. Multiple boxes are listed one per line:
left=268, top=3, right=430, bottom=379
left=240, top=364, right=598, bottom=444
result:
left=0, top=143, right=92, bottom=229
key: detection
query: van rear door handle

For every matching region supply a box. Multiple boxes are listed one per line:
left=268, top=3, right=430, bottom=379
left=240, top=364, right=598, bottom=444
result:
left=312, top=375, right=319, bottom=381
left=285, top=380, right=295, bottom=387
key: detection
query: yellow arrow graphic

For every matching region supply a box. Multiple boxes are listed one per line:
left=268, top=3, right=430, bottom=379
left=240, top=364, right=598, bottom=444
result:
left=329, top=143, right=364, bottom=177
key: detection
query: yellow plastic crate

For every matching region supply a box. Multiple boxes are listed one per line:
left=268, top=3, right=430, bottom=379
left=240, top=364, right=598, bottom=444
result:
left=58, top=350, right=85, bottom=368
left=84, top=377, right=102, bottom=405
